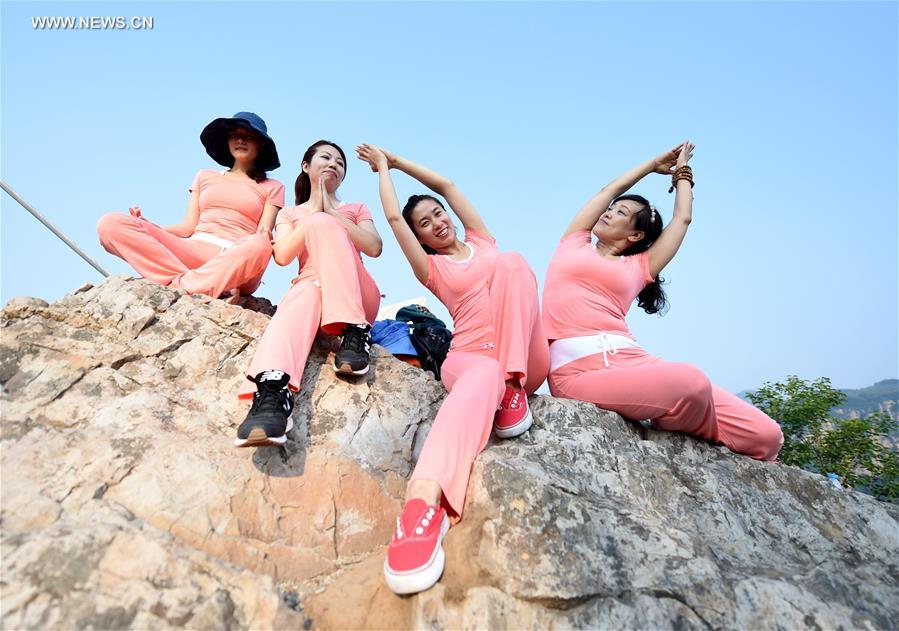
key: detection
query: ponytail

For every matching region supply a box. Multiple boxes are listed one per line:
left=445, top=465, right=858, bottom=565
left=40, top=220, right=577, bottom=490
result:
left=636, top=280, right=668, bottom=315
left=294, top=171, right=312, bottom=205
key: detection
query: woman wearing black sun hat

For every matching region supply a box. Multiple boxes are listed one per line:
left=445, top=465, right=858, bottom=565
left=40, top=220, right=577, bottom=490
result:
left=97, top=112, right=285, bottom=302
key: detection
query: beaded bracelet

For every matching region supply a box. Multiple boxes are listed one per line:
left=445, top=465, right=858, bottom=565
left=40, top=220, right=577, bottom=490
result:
left=668, top=166, right=695, bottom=193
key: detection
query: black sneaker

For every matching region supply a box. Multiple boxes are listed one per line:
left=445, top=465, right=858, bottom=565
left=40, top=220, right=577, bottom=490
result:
left=235, top=370, right=294, bottom=447
left=334, top=324, right=371, bottom=375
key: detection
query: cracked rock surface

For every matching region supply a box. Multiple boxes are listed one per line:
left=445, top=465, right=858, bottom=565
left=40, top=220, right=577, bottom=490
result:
left=2, top=276, right=898, bottom=629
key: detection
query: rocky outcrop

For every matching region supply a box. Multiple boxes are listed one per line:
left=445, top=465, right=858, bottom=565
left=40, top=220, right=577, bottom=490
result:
left=2, top=276, right=898, bottom=630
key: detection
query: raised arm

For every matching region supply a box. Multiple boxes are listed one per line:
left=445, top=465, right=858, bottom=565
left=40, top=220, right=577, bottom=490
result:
left=647, top=141, right=695, bottom=278
left=563, top=144, right=683, bottom=239
left=357, top=144, right=430, bottom=283
left=381, top=149, right=492, bottom=238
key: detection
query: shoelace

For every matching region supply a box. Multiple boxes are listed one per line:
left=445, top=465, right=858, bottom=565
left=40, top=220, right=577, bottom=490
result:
left=250, top=384, right=288, bottom=417
left=342, top=326, right=370, bottom=354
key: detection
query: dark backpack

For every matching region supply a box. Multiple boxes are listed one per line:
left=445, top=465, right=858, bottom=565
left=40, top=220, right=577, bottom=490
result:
left=395, top=305, right=453, bottom=381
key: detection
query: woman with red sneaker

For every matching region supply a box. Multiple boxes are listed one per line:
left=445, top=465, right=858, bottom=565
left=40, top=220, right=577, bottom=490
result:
left=543, top=141, right=783, bottom=461
left=357, top=144, right=549, bottom=595
left=234, top=140, right=383, bottom=448
left=97, top=112, right=284, bottom=301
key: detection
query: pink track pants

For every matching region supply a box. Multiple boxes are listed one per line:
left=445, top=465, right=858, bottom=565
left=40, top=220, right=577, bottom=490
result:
left=97, top=213, right=272, bottom=297
left=411, top=252, right=550, bottom=518
left=240, top=213, right=381, bottom=396
left=548, top=347, right=783, bottom=461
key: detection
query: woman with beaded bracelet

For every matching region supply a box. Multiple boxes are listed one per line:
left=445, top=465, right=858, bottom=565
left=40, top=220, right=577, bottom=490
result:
left=542, top=141, right=783, bottom=461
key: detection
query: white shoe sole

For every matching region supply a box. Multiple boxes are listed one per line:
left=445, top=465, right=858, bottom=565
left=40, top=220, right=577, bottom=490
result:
left=494, top=406, right=533, bottom=439
left=234, top=417, right=294, bottom=448
left=333, top=363, right=370, bottom=376
left=383, top=514, right=450, bottom=595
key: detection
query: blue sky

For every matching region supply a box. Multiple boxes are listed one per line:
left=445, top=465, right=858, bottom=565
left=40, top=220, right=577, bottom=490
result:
left=2, top=1, right=897, bottom=393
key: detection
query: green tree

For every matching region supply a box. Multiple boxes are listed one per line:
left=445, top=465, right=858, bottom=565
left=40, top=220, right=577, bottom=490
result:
left=747, top=375, right=898, bottom=502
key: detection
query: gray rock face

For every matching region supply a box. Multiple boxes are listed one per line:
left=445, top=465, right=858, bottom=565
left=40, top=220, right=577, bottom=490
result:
left=2, top=277, right=897, bottom=630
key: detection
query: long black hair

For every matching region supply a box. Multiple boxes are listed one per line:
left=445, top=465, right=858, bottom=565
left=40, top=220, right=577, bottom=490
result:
left=294, top=140, right=347, bottom=204
left=615, top=194, right=668, bottom=315
left=402, top=194, right=443, bottom=254
left=247, top=166, right=268, bottom=184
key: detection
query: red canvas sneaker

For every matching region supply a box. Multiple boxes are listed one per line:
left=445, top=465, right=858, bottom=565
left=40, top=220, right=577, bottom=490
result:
left=494, top=385, right=533, bottom=438
left=384, top=499, right=450, bottom=595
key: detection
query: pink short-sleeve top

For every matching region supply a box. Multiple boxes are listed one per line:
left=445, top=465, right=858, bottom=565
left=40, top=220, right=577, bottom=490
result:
left=424, top=229, right=501, bottom=353
left=542, top=230, right=654, bottom=341
left=190, top=170, right=285, bottom=242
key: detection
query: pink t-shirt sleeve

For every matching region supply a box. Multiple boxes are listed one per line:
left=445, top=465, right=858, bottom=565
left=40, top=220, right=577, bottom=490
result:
left=275, top=205, right=296, bottom=233
left=465, top=228, right=497, bottom=249
left=627, top=251, right=654, bottom=284
left=188, top=170, right=205, bottom=194
left=557, top=230, right=591, bottom=250
left=424, top=255, right=439, bottom=291
left=264, top=179, right=285, bottom=208
left=352, top=203, right=373, bottom=224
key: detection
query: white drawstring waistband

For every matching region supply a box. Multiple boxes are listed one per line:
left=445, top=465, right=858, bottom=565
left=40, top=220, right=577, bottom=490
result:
left=189, top=232, right=235, bottom=251
left=550, top=332, right=641, bottom=372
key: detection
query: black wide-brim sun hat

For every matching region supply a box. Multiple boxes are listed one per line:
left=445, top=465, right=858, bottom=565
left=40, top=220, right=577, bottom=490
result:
left=200, top=111, right=280, bottom=172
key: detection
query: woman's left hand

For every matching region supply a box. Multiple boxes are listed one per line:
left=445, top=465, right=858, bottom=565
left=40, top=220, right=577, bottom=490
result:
left=256, top=224, right=274, bottom=243
left=356, top=144, right=390, bottom=172
left=651, top=144, right=684, bottom=175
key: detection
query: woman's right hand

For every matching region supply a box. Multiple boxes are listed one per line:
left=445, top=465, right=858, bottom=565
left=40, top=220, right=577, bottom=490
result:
left=676, top=141, right=695, bottom=167
left=356, top=144, right=390, bottom=173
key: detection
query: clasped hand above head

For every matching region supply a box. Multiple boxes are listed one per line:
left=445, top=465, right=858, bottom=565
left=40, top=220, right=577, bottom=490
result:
left=676, top=141, right=695, bottom=168
left=355, top=144, right=392, bottom=173
left=651, top=142, right=686, bottom=175
left=652, top=141, right=694, bottom=173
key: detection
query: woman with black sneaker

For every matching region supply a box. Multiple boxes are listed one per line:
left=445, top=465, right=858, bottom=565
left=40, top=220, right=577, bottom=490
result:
left=235, top=140, right=383, bottom=448
left=356, top=144, right=549, bottom=595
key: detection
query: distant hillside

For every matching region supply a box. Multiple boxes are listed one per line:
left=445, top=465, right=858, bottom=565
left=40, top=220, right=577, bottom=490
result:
left=739, top=379, right=898, bottom=420
left=832, top=379, right=898, bottom=420
left=740, top=379, right=898, bottom=451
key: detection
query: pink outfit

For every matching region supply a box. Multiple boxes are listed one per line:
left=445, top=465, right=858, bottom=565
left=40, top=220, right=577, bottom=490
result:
left=543, top=231, right=783, bottom=461
left=240, top=204, right=381, bottom=396
left=411, top=231, right=549, bottom=517
left=97, top=170, right=284, bottom=297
